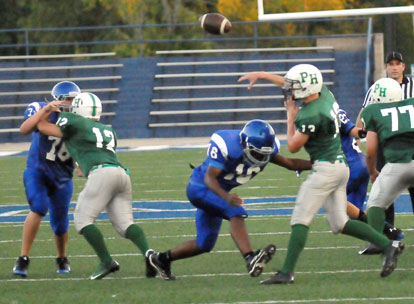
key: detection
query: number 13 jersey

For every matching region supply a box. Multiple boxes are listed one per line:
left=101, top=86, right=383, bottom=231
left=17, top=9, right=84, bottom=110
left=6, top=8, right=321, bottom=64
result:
left=57, top=112, right=122, bottom=177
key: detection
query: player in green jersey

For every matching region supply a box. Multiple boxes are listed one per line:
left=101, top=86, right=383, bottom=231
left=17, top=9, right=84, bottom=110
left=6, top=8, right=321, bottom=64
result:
left=241, top=64, right=404, bottom=284
left=36, top=92, right=156, bottom=280
left=361, top=78, right=414, bottom=248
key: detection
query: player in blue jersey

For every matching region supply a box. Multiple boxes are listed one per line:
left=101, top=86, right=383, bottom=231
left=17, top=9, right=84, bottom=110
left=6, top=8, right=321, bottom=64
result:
left=338, top=108, right=370, bottom=216
left=13, top=81, right=81, bottom=277
left=148, top=120, right=312, bottom=280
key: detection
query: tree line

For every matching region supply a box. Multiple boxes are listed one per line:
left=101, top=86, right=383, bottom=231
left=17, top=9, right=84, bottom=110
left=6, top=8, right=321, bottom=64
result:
left=0, top=0, right=412, bottom=65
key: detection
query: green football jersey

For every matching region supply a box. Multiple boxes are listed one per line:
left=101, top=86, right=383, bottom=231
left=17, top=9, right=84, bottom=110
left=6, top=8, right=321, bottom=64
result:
left=56, top=112, right=122, bottom=176
left=294, top=85, right=343, bottom=163
left=360, top=97, right=414, bottom=163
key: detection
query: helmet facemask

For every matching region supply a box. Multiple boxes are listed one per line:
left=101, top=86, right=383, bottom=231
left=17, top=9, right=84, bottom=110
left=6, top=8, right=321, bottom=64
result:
left=242, top=142, right=273, bottom=167
left=240, top=119, right=276, bottom=167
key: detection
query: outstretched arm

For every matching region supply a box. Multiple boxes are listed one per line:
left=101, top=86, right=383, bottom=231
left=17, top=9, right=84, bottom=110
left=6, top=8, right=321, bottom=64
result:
left=204, top=166, right=244, bottom=206
left=271, top=154, right=312, bottom=171
left=238, top=71, right=285, bottom=89
left=37, top=101, right=64, bottom=138
left=20, top=101, right=61, bottom=134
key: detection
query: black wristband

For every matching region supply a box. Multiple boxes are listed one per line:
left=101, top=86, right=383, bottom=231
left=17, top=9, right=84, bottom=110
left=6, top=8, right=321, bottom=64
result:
left=357, top=129, right=367, bottom=139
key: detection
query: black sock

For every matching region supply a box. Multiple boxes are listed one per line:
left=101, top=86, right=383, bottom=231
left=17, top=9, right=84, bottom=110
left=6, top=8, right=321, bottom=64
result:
left=243, top=251, right=254, bottom=262
left=357, top=210, right=368, bottom=223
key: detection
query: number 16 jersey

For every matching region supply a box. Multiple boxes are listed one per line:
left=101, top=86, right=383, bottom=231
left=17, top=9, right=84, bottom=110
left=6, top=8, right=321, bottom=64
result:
left=57, top=112, right=122, bottom=177
left=189, top=130, right=279, bottom=192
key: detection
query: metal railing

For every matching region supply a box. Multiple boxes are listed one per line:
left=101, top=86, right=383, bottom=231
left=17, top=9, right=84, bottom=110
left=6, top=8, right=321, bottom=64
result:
left=0, top=18, right=372, bottom=57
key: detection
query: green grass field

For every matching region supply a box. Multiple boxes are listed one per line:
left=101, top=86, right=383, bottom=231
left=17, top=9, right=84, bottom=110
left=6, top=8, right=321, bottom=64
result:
left=1, top=147, right=413, bottom=304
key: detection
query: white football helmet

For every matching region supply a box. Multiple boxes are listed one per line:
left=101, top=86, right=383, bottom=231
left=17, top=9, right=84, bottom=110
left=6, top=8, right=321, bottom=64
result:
left=71, top=92, right=102, bottom=120
left=283, top=64, right=323, bottom=99
left=370, top=78, right=402, bottom=104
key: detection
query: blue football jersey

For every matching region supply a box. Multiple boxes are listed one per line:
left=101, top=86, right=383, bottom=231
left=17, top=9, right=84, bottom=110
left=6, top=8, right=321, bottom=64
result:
left=338, top=108, right=363, bottom=164
left=24, top=102, right=74, bottom=186
left=190, top=129, right=280, bottom=192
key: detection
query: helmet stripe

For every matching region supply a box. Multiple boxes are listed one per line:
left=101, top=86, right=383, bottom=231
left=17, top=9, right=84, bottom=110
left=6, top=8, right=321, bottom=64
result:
left=89, top=93, right=96, bottom=117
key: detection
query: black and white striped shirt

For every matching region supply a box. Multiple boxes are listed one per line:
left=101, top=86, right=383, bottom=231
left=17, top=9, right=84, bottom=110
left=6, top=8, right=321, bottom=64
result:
left=362, top=75, right=414, bottom=108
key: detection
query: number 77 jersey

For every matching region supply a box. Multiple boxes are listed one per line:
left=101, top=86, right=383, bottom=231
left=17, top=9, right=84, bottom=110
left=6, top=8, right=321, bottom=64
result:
left=360, top=97, right=414, bottom=163
left=57, top=112, right=122, bottom=177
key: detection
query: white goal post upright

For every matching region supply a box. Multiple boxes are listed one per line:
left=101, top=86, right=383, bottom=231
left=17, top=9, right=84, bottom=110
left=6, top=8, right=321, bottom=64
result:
left=257, top=1, right=414, bottom=91
left=257, top=1, right=414, bottom=21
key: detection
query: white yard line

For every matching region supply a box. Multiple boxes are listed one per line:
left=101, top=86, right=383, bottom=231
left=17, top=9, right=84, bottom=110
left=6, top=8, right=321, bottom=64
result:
left=1, top=268, right=414, bottom=284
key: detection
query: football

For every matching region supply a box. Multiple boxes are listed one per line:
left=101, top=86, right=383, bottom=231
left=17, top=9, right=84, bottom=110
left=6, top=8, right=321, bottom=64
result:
left=199, top=13, right=232, bottom=35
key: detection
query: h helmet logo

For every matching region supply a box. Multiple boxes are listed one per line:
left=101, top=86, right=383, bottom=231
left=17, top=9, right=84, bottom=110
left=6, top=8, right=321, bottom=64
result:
left=374, top=84, right=387, bottom=97
left=300, top=72, right=319, bottom=84
left=72, top=98, right=81, bottom=108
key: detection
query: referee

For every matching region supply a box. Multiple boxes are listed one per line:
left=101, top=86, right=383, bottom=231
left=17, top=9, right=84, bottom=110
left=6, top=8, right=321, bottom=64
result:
left=358, top=51, right=414, bottom=226
left=362, top=51, right=413, bottom=106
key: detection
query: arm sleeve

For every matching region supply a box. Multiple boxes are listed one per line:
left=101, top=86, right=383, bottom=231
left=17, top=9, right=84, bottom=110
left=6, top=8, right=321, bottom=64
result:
left=338, top=108, right=355, bottom=136
left=360, top=107, right=374, bottom=131
left=23, top=102, right=45, bottom=120
left=206, top=136, right=227, bottom=170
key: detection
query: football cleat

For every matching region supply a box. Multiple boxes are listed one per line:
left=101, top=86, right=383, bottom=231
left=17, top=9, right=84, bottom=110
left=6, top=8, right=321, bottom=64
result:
left=149, top=251, right=176, bottom=280
left=247, top=244, right=276, bottom=277
left=145, top=249, right=157, bottom=278
left=383, top=225, right=404, bottom=241
left=13, top=256, right=30, bottom=277
left=260, top=271, right=294, bottom=284
left=381, top=241, right=405, bottom=278
left=358, top=243, right=382, bottom=255
left=88, top=260, right=120, bottom=280
left=56, top=257, right=71, bottom=274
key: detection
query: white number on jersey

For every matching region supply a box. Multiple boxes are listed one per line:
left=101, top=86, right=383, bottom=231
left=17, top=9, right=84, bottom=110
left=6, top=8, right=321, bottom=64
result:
left=46, top=136, right=71, bottom=162
left=207, top=143, right=219, bottom=159
left=92, top=127, right=116, bottom=153
left=381, top=105, right=414, bottom=132
left=56, top=117, right=68, bottom=127
left=301, top=124, right=315, bottom=133
left=330, top=102, right=340, bottom=138
left=223, top=164, right=261, bottom=184
left=351, top=138, right=362, bottom=153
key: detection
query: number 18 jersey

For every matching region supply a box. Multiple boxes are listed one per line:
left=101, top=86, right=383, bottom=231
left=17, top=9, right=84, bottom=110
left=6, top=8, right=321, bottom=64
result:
left=57, top=112, right=122, bottom=176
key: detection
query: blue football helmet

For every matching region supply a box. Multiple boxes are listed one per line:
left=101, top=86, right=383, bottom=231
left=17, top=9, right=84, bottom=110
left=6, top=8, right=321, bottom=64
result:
left=51, top=81, right=81, bottom=101
left=240, top=119, right=276, bottom=166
